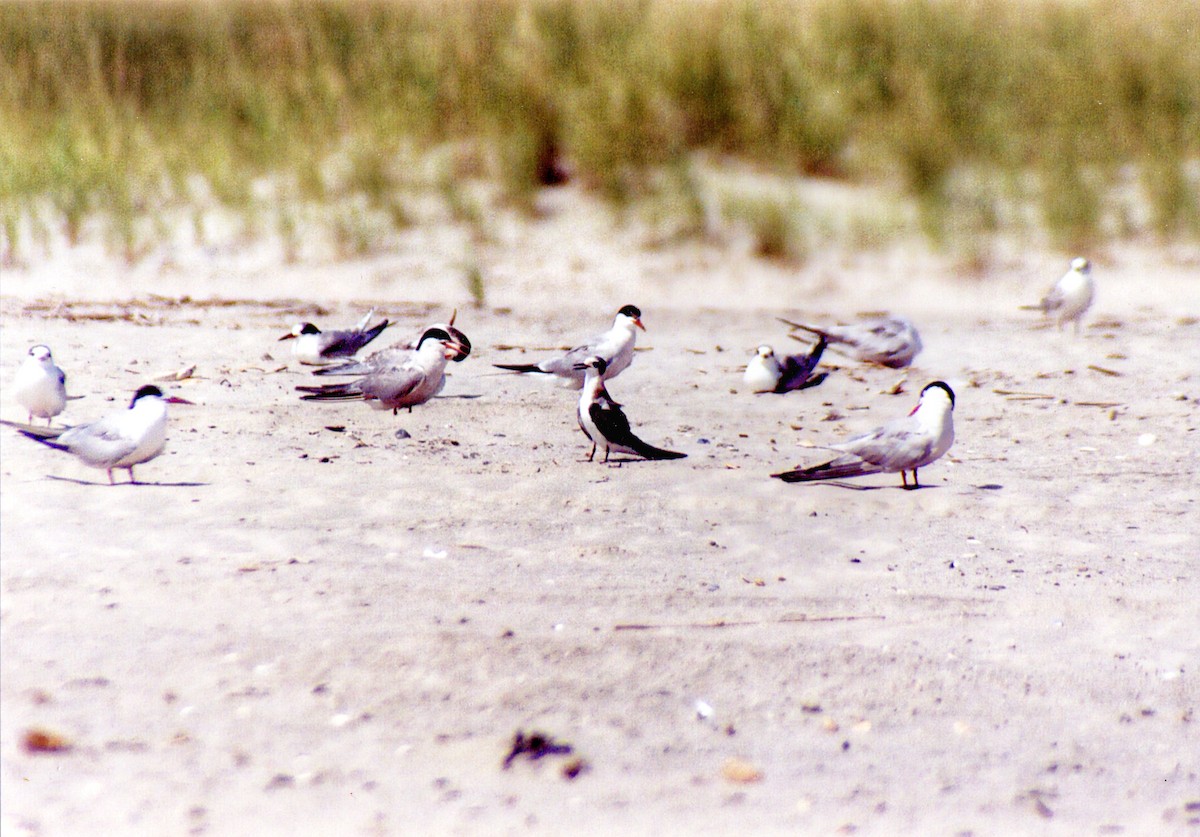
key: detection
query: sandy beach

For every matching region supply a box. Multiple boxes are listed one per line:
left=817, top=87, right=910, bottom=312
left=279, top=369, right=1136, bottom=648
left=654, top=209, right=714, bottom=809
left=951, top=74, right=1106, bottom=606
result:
left=2, top=189, right=1198, bottom=835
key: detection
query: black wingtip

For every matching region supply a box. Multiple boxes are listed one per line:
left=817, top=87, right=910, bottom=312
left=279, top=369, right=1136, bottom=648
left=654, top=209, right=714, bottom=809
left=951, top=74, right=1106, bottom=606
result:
left=493, top=363, right=547, bottom=374
left=646, top=449, right=687, bottom=460
left=17, top=429, right=70, bottom=451
left=771, top=469, right=805, bottom=482
left=362, top=319, right=390, bottom=340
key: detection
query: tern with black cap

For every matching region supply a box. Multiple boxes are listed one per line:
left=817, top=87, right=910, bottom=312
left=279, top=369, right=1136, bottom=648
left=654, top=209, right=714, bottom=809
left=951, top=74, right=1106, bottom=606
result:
left=494, top=304, right=645, bottom=389
left=279, top=309, right=391, bottom=365
left=772, top=381, right=955, bottom=489
left=296, top=326, right=467, bottom=415
left=8, top=385, right=192, bottom=484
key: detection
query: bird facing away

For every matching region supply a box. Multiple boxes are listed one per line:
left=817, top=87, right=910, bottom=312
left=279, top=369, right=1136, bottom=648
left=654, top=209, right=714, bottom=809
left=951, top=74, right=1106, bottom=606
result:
left=10, top=385, right=192, bottom=484
left=12, top=344, right=67, bottom=424
left=494, top=304, right=645, bottom=389
left=574, top=356, right=686, bottom=463
left=278, top=310, right=391, bottom=365
left=772, top=381, right=955, bottom=489
left=779, top=315, right=922, bottom=368
left=743, top=338, right=828, bottom=393
left=296, top=327, right=468, bottom=415
left=1021, top=257, right=1095, bottom=334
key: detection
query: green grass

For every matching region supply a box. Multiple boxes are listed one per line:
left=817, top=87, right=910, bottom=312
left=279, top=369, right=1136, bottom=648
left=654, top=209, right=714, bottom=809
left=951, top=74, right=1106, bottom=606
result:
left=1, top=0, right=1198, bottom=264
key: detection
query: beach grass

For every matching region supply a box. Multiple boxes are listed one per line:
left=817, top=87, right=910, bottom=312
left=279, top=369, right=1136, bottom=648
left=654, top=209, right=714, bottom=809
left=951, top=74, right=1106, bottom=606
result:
left=2, top=0, right=1197, bottom=265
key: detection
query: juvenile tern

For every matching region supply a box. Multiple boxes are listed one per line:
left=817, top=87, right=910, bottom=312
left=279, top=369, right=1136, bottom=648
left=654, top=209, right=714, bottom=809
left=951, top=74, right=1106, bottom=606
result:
left=743, top=338, right=828, bottom=394
left=1021, top=257, right=1095, bottom=334
left=574, top=356, right=685, bottom=462
left=771, top=381, right=955, bottom=489
left=9, top=385, right=192, bottom=484
left=494, top=304, right=644, bottom=389
left=779, top=316, right=922, bottom=368
left=12, top=345, right=67, bottom=424
left=296, top=327, right=466, bottom=415
left=279, top=310, right=391, bottom=365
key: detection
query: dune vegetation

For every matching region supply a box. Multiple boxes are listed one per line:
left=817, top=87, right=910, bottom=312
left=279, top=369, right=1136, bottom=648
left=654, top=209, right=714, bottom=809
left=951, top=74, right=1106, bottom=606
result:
left=2, top=0, right=1198, bottom=265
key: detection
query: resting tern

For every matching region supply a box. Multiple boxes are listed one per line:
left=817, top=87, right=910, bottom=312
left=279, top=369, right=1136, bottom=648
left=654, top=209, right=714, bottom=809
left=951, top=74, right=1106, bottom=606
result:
left=278, top=309, right=391, bottom=365
left=779, top=316, right=922, bottom=368
left=772, top=381, right=955, bottom=489
left=1021, top=257, right=1095, bottom=334
left=296, top=327, right=467, bottom=414
left=12, top=345, right=68, bottom=424
left=494, top=304, right=644, bottom=389
left=743, top=338, right=828, bottom=393
left=574, top=356, right=685, bottom=462
left=9, top=385, right=192, bottom=484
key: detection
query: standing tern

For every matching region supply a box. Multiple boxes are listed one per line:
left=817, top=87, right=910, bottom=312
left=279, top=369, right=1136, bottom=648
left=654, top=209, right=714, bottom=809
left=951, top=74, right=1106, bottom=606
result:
left=296, top=327, right=467, bottom=414
left=278, top=309, right=391, bottom=365
left=494, top=304, right=644, bottom=389
left=12, top=345, right=68, bottom=424
left=771, top=381, right=955, bottom=489
left=574, top=356, right=685, bottom=462
left=1021, top=257, right=1095, bottom=334
left=743, top=338, right=828, bottom=393
left=9, top=385, right=192, bottom=484
left=779, top=316, right=922, bottom=368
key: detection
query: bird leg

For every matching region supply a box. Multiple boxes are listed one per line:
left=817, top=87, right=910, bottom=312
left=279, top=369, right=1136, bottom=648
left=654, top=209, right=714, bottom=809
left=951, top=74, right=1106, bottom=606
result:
left=107, top=469, right=116, bottom=485
left=586, top=444, right=596, bottom=462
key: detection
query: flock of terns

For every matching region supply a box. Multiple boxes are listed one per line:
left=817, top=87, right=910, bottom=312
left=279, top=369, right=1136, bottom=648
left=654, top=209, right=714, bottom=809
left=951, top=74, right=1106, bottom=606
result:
left=6, top=257, right=1095, bottom=488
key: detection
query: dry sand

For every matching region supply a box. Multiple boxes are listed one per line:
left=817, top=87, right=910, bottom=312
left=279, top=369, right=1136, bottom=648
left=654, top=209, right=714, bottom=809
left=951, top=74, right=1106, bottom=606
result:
left=2, top=189, right=1198, bottom=835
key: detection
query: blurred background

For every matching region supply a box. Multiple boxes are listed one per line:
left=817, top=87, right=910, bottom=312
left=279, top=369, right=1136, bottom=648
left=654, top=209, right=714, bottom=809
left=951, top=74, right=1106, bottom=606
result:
left=2, top=0, right=1198, bottom=272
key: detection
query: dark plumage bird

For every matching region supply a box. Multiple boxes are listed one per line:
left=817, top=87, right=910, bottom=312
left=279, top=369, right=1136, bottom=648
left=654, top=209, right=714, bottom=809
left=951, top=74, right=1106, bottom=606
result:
left=743, top=338, right=828, bottom=393
left=574, top=356, right=685, bottom=463
left=278, top=310, right=391, bottom=365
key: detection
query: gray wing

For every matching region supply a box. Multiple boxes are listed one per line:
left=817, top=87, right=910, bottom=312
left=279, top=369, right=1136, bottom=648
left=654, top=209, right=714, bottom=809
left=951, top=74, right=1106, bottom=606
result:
left=838, top=418, right=931, bottom=471
left=314, top=344, right=414, bottom=377
left=59, top=420, right=139, bottom=468
left=1040, top=282, right=1066, bottom=312
left=360, top=365, right=428, bottom=405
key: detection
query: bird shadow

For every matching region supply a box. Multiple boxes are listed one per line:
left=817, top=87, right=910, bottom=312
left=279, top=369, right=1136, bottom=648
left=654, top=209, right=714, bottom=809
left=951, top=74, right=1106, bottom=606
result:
left=803, top=481, right=945, bottom=492
left=46, top=475, right=209, bottom=488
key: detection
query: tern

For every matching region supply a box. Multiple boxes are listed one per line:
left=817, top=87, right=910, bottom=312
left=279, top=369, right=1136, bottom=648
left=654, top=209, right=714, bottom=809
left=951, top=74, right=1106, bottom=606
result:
left=8, top=385, right=192, bottom=484
left=779, top=316, right=922, bottom=368
left=494, top=304, right=644, bottom=389
left=574, top=356, right=685, bottom=462
left=771, top=381, right=955, bottom=489
left=296, top=327, right=467, bottom=414
left=12, top=345, right=68, bottom=424
left=743, top=338, right=828, bottom=393
left=313, top=315, right=471, bottom=380
left=1021, top=257, right=1095, bottom=334
left=278, top=309, right=391, bottom=365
